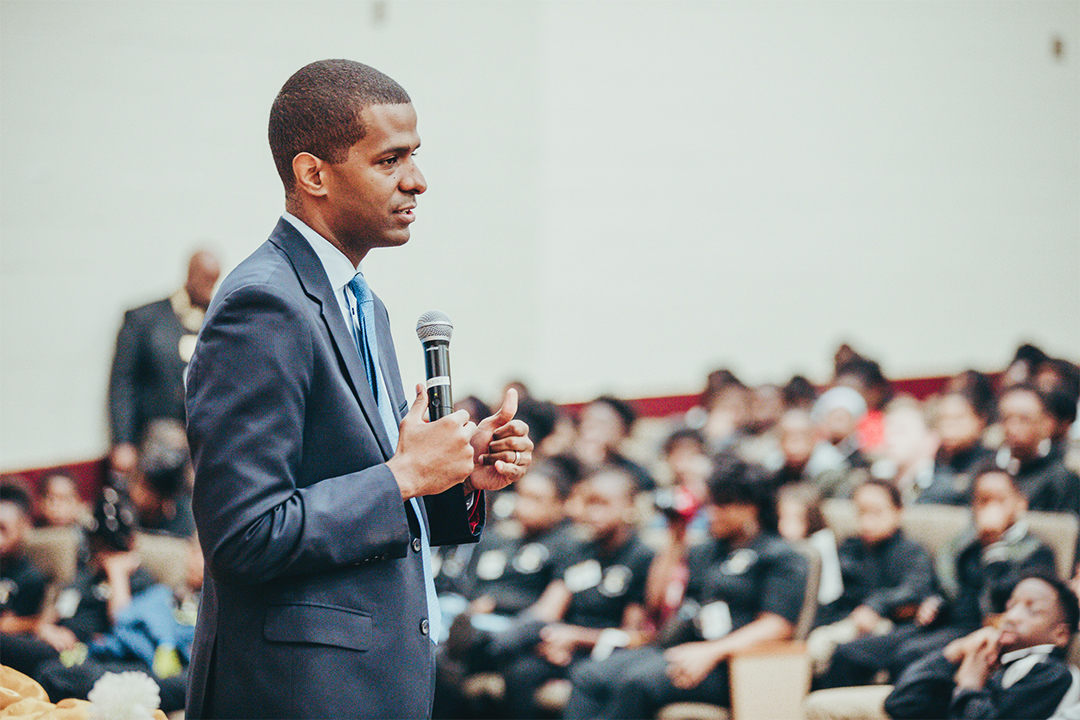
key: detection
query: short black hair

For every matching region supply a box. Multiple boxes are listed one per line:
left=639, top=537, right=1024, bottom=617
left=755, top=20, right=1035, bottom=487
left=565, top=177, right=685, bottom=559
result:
left=1041, top=358, right=1080, bottom=425
left=662, top=427, right=707, bottom=457
left=269, top=59, right=411, bottom=192
left=516, top=397, right=560, bottom=447
left=706, top=455, right=776, bottom=532
left=1017, top=571, right=1080, bottom=637
left=782, top=375, right=819, bottom=409
left=854, top=478, right=903, bottom=509
left=0, top=477, right=33, bottom=518
left=944, top=370, right=997, bottom=421
left=1011, top=343, right=1049, bottom=372
left=589, top=395, right=637, bottom=434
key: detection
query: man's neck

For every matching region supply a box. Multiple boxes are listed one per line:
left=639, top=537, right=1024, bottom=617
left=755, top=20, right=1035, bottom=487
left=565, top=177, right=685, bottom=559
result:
left=285, top=201, right=366, bottom=266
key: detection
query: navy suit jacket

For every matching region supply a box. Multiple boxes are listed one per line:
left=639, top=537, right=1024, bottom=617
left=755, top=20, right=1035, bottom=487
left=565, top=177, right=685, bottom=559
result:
left=185, top=219, right=481, bottom=719
left=109, top=297, right=188, bottom=445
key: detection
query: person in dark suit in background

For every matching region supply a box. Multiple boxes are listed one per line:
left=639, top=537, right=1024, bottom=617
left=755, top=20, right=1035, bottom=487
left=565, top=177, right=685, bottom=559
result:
left=184, top=59, right=533, bottom=719
left=108, top=249, right=220, bottom=475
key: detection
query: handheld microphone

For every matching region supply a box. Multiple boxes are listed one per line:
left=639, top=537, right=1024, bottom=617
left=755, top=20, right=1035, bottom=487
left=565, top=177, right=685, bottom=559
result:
left=416, top=311, right=453, bottom=421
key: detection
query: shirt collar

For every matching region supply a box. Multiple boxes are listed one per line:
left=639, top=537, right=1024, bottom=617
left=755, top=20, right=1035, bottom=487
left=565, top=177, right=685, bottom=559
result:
left=1000, top=643, right=1057, bottom=665
left=282, top=212, right=360, bottom=293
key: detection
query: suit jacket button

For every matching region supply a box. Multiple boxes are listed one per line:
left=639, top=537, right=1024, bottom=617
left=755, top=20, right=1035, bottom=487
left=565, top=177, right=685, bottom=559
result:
left=412, top=538, right=422, bottom=553
left=420, top=618, right=429, bottom=636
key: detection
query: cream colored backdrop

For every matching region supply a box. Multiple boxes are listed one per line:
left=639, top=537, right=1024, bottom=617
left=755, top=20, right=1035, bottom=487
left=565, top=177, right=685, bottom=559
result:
left=1, top=0, right=1077, bottom=468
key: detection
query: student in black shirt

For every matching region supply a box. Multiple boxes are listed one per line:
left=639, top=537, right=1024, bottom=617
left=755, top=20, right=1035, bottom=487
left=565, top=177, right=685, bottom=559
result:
left=808, top=480, right=934, bottom=677
left=0, top=479, right=54, bottom=676
left=916, top=374, right=996, bottom=506
left=885, top=573, right=1080, bottom=720
left=996, top=383, right=1080, bottom=515
left=433, top=455, right=582, bottom=718
left=496, top=466, right=654, bottom=718
left=564, top=459, right=809, bottom=720
left=460, top=454, right=582, bottom=616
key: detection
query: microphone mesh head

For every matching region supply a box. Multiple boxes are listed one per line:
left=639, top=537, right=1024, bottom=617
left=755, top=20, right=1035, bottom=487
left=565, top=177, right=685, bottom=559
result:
left=416, top=310, right=453, bottom=343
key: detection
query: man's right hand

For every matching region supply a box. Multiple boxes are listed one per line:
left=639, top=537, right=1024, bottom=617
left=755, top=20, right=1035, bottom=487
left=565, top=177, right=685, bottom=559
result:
left=387, top=384, right=477, bottom=501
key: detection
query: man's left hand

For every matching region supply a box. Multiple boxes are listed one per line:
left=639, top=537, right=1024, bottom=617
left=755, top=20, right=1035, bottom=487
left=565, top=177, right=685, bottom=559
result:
left=467, top=388, right=533, bottom=492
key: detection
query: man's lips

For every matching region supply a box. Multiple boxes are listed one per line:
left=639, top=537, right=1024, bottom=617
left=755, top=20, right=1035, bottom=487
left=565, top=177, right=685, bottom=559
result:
left=393, top=205, right=416, bottom=222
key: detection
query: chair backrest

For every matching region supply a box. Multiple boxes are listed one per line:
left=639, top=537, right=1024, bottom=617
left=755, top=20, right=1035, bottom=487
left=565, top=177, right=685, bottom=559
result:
left=133, top=532, right=191, bottom=591
left=821, top=499, right=1078, bottom=581
left=1025, top=510, right=1078, bottom=580
left=792, top=540, right=823, bottom=641
left=23, top=526, right=81, bottom=587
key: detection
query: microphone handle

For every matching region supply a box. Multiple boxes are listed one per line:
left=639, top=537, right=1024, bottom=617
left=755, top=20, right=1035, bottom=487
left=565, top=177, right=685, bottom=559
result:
left=423, top=340, right=453, bottom=421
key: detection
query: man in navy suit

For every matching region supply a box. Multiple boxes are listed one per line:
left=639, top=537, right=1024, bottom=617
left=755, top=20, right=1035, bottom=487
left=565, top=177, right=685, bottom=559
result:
left=184, top=59, right=533, bottom=719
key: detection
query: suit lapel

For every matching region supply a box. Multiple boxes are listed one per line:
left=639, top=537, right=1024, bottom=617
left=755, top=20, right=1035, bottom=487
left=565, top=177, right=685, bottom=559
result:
left=267, top=219, right=395, bottom=459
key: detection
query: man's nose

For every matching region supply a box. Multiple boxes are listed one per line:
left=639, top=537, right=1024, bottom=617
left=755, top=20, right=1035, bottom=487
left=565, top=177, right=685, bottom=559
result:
left=401, top=160, right=427, bottom=195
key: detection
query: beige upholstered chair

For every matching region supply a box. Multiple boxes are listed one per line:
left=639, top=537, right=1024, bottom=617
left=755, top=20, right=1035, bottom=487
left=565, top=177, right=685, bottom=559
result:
left=23, top=527, right=81, bottom=590
left=133, top=532, right=192, bottom=592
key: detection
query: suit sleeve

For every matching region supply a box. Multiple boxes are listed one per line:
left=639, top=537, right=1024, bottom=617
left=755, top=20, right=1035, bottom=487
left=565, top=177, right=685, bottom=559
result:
left=186, top=282, right=411, bottom=586
left=109, top=309, right=142, bottom=446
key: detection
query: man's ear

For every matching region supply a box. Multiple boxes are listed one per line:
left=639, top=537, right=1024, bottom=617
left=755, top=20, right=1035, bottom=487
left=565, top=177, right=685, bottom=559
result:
left=292, top=152, right=328, bottom=198
left=1052, top=622, right=1072, bottom=649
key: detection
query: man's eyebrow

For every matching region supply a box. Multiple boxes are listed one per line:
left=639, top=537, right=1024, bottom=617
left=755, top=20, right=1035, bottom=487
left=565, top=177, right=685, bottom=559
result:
left=380, top=142, right=420, bottom=156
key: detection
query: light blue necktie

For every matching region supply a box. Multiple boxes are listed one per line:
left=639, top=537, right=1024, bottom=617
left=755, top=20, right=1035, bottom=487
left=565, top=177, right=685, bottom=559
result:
left=348, top=272, right=441, bottom=644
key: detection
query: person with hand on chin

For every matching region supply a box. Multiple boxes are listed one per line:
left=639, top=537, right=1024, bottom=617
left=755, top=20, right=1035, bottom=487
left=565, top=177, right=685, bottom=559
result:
left=184, top=59, right=533, bottom=719
left=885, top=573, right=1080, bottom=720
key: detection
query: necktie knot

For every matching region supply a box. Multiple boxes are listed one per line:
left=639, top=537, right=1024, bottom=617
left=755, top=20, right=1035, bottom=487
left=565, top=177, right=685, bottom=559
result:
left=348, top=274, right=371, bottom=307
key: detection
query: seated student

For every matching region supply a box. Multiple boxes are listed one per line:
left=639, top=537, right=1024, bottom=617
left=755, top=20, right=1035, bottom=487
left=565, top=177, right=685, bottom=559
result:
left=493, top=466, right=654, bottom=719
left=876, top=398, right=938, bottom=503
left=434, top=455, right=583, bottom=718
left=767, top=409, right=828, bottom=489
left=885, top=573, right=1080, bottom=720
left=687, top=370, right=751, bottom=457
left=737, top=384, right=785, bottom=466
left=573, top=396, right=656, bottom=492
left=563, top=460, right=809, bottom=720
left=807, top=480, right=934, bottom=678
left=916, top=375, right=996, bottom=505
left=834, top=356, right=893, bottom=456
left=996, top=383, right=1080, bottom=515
left=810, top=387, right=873, bottom=498
left=128, top=418, right=196, bottom=538
left=1034, top=358, right=1079, bottom=455
left=36, top=472, right=88, bottom=528
left=642, top=432, right=715, bottom=635
left=34, top=490, right=187, bottom=713
left=0, top=479, right=55, bottom=677
left=651, top=428, right=711, bottom=535
left=818, top=465, right=1057, bottom=689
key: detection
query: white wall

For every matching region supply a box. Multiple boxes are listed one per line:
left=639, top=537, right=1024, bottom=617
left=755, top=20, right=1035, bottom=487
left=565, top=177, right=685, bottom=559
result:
left=1, top=0, right=1076, bottom=469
